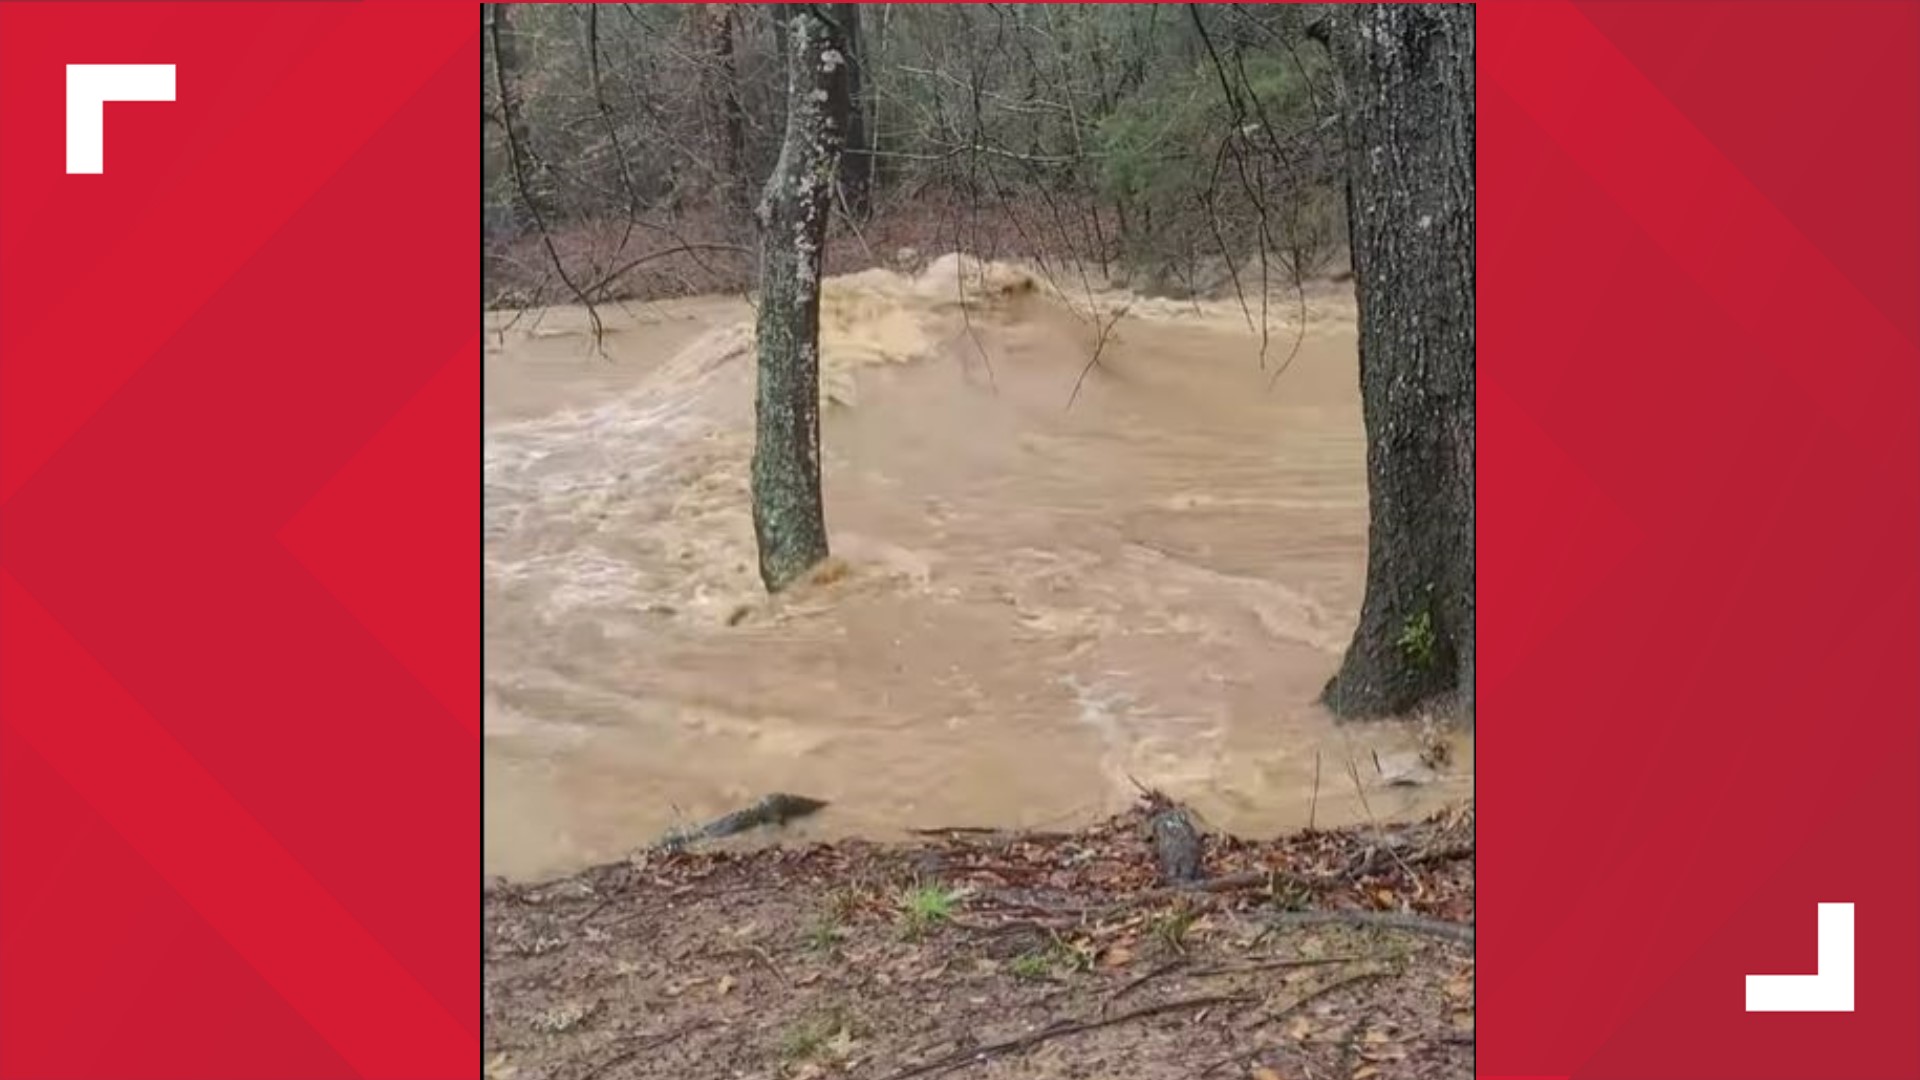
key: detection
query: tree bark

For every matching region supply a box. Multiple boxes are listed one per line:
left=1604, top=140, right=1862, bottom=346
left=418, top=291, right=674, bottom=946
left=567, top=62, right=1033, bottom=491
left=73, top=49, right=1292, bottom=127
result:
left=693, top=5, right=749, bottom=216
left=834, top=4, right=873, bottom=219
left=1322, top=5, right=1475, bottom=720
left=484, top=3, right=536, bottom=215
left=751, top=6, right=851, bottom=592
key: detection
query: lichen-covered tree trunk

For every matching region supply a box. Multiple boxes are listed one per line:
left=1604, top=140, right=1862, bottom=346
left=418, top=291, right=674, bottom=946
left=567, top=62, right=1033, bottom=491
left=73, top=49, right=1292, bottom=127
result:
left=751, top=7, right=851, bottom=592
left=1322, top=5, right=1475, bottom=720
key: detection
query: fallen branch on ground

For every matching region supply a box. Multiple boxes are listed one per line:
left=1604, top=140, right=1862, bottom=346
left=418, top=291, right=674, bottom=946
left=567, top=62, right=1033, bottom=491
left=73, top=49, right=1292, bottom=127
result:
left=1187, top=952, right=1397, bottom=978
left=1103, top=959, right=1187, bottom=1010
left=875, top=992, right=1253, bottom=1080
left=581, top=1021, right=711, bottom=1080
left=1264, top=966, right=1395, bottom=1024
left=1264, top=910, right=1474, bottom=945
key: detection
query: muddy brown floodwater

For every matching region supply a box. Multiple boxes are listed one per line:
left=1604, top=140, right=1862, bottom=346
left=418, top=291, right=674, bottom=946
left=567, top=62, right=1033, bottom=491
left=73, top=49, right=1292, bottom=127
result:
left=484, top=256, right=1472, bottom=882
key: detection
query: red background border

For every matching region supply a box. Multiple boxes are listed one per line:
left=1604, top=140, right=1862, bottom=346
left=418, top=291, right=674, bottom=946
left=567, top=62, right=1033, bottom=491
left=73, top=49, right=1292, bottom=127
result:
left=1, top=4, right=477, bottom=1078
left=1480, top=2, right=1919, bottom=1078
left=0, top=2, right=1915, bottom=1078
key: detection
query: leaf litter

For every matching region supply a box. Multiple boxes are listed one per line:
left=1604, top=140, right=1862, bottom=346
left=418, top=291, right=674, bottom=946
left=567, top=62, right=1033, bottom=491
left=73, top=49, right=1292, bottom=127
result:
left=485, top=795, right=1473, bottom=1079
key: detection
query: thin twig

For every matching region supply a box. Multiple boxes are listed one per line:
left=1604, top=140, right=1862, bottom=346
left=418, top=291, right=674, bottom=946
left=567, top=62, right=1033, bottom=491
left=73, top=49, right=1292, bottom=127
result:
left=1104, top=958, right=1187, bottom=1011
left=1345, top=757, right=1421, bottom=886
left=1065, top=302, right=1129, bottom=411
left=1265, top=966, right=1394, bottom=1023
left=581, top=1020, right=711, bottom=1079
left=583, top=243, right=752, bottom=298
left=1309, top=749, right=1322, bottom=832
left=875, top=993, right=1252, bottom=1080
left=487, top=5, right=604, bottom=345
left=1264, top=910, right=1474, bottom=945
left=1186, top=952, right=1396, bottom=978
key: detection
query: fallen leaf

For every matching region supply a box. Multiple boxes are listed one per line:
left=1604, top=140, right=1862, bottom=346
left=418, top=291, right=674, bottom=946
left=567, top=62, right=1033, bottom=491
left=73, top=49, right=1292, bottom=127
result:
left=715, top=974, right=735, bottom=995
left=484, top=1052, right=517, bottom=1080
left=1352, top=1068, right=1379, bottom=1080
left=1374, top=888, right=1396, bottom=906
left=1362, top=1029, right=1391, bottom=1045
left=1101, top=945, right=1135, bottom=968
left=1284, top=1016, right=1314, bottom=1041
left=1451, top=1010, right=1475, bottom=1033
left=1251, top=1067, right=1286, bottom=1080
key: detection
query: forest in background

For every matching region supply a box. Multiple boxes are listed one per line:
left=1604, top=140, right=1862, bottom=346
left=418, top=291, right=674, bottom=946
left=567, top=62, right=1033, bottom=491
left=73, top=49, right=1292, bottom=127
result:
left=482, top=3, right=1347, bottom=308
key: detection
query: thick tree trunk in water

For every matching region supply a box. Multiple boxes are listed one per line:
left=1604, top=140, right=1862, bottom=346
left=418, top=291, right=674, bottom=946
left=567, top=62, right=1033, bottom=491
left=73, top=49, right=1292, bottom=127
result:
left=834, top=4, right=873, bottom=220
left=751, top=7, right=850, bottom=592
left=1322, top=6, right=1475, bottom=720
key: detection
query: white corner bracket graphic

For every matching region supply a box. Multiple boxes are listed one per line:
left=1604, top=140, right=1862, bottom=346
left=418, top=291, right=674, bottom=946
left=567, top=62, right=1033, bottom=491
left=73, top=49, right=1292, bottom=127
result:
left=1745, top=902, right=1854, bottom=1012
left=66, top=64, right=175, bottom=174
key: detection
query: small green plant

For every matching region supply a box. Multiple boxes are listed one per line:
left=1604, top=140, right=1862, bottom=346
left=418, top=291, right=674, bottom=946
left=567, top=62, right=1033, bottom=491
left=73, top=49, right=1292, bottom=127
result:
left=1009, top=950, right=1053, bottom=981
left=825, top=883, right=865, bottom=922
left=1396, top=608, right=1437, bottom=669
left=780, top=1007, right=856, bottom=1064
left=779, top=1021, right=827, bottom=1063
left=1050, top=932, right=1097, bottom=974
left=896, top=883, right=961, bottom=939
left=1149, top=905, right=1200, bottom=954
left=802, top=916, right=843, bottom=953
left=1010, top=933, right=1095, bottom=979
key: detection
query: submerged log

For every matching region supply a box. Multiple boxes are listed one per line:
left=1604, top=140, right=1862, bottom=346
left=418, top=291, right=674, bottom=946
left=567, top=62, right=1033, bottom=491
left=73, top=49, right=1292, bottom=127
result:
left=652, top=793, right=829, bottom=853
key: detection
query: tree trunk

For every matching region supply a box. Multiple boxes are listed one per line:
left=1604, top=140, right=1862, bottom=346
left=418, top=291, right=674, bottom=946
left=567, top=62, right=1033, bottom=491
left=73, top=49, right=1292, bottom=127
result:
left=1322, top=5, right=1475, bottom=720
left=834, top=4, right=873, bottom=219
left=751, top=6, right=851, bottom=592
left=694, top=5, right=749, bottom=217
left=484, top=3, right=541, bottom=301
left=485, top=3, right=538, bottom=212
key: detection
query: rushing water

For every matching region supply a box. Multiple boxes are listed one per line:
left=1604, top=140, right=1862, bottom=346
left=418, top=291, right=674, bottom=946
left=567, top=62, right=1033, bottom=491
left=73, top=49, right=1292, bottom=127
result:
left=484, top=257, right=1471, bottom=881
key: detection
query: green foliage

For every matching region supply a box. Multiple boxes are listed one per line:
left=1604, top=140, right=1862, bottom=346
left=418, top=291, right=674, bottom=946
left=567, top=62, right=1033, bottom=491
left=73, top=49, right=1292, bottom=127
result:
left=895, top=883, right=961, bottom=939
left=1009, top=950, right=1053, bottom=980
left=486, top=3, right=1350, bottom=302
left=1091, top=69, right=1212, bottom=209
left=1148, top=903, right=1201, bottom=954
left=1397, top=608, right=1437, bottom=670
left=779, top=1007, right=858, bottom=1063
left=802, top=916, right=843, bottom=953
left=1008, top=932, right=1094, bottom=980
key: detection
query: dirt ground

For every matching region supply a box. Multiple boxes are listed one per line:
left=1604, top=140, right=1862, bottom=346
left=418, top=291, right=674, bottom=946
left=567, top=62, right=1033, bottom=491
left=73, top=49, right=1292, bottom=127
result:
left=484, top=798, right=1474, bottom=1080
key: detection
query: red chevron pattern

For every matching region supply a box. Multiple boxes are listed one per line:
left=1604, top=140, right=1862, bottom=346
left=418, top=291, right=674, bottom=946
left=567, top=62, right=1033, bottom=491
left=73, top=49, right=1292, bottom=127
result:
left=1480, top=2, right=1919, bottom=1078
left=0, top=5, right=476, bottom=1078
left=0, top=2, right=1915, bottom=1078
